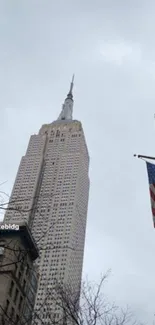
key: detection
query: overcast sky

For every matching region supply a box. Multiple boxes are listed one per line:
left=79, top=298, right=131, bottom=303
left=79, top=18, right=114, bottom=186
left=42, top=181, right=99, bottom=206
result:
left=1, top=0, right=155, bottom=323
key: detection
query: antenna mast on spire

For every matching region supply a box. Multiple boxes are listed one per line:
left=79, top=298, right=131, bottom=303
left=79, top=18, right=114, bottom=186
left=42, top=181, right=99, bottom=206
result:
left=67, top=74, right=75, bottom=99
left=57, top=75, right=75, bottom=120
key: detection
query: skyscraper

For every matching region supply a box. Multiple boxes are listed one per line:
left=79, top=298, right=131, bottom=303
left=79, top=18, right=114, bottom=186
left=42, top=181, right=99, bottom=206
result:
left=4, top=77, right=90, bottom=323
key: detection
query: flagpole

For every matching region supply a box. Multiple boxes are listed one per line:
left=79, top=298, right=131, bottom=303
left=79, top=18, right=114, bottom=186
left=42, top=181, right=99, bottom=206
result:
left=134, top=154, right=155, bottom=161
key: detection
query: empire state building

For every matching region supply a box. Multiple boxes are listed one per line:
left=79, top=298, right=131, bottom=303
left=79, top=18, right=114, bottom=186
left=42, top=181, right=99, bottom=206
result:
left=4, top=77, right=90, bottom=323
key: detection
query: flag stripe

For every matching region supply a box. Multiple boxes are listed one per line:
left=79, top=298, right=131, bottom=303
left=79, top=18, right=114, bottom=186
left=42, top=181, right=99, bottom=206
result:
left=150, top=188, right=155, bottom=201
left=146, top=162, right=155, bottom=228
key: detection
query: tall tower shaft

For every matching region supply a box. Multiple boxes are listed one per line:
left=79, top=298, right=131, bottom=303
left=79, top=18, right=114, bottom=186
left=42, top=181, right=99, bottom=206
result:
left=4, top=80, right=90, bottom=323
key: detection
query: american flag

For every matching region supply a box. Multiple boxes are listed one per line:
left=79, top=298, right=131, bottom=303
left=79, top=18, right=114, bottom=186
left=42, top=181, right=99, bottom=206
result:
left=146, top=162, right=155, bottom=227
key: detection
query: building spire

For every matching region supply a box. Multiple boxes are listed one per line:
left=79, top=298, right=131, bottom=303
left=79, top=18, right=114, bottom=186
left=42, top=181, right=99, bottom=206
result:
left=67, top=74, right=74, bottom=100
left=58, top=75, right=74, bottom=121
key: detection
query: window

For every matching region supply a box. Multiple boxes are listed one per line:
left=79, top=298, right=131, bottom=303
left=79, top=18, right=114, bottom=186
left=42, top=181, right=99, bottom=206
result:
left=56, top=130, right=60, bottom=137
